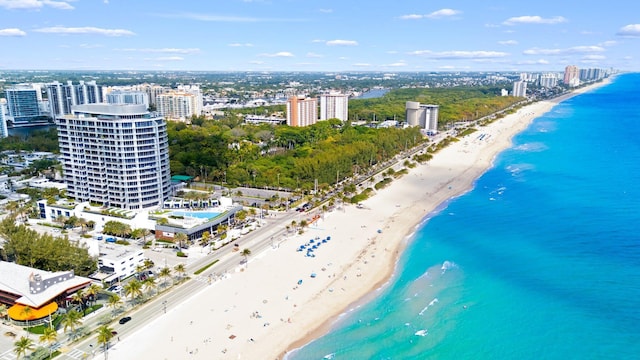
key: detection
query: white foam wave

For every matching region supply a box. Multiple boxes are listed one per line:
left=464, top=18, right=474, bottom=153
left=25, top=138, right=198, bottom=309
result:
left=441, top=260, right=456, bottom=272
left=415, top=329, right=428, bottom=337
left=418, top=298, right=439, bottom=316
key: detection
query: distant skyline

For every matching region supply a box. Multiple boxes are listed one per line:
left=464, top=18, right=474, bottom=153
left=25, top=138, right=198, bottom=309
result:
left=0, top=0, right=638, bottom=72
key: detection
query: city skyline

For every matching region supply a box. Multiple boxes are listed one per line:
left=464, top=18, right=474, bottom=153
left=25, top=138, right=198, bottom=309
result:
left=0, top=1, right=638, bottom=72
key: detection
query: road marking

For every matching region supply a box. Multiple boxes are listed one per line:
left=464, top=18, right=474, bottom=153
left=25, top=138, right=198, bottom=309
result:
left=0, top=348, right=17, bottom=360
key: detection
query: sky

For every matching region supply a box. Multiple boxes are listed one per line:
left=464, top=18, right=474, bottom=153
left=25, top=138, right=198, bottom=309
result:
left=0, top=0, right=639, bottom=72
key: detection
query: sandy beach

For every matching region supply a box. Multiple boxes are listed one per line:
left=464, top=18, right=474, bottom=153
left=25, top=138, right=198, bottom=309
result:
left=109, top=80, right=611, bottom=360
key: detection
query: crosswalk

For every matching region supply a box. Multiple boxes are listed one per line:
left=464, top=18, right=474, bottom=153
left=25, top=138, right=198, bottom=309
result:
left=65, top=348, right=88, bottom=359
left=0, top=348, right=17, bottom=360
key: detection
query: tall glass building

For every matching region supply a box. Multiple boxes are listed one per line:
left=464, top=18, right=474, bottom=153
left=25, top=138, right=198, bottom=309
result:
left=56, top=104, right=171, bottom=210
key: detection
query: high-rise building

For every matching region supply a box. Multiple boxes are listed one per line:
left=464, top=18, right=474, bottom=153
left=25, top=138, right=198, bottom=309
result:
left=539, top=73, right=559, bottom=88
left=405, top=102, right=439, bottom=132
left=47, top=81, right=103, bottom=119
left=56, top=104, right=171, bottom=210
left=512, top=81, right=528, bottom=97
left=5, top=85, right=49, bottom=127
left=156, top=91, right=201, bottom=122
left=287, top=96, right=318, bottom=127
left=106, top=91, right=150, bottom=107
left=564, top=65, right=580, bottom=87
left=319, top=93, right=349, bottom=121
left=0, top=101, right=8, bottom=138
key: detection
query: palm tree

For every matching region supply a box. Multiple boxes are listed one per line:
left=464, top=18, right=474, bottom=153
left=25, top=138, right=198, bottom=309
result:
left=241, top=248, right=251, bottom=268
left=175, top=233, right=188, bottom=250
left=158, top=267, right=172, bottom=288
left=71, top=289, right=86, bottom=313
left=143, top=258, right=154, bottom=269
left=123, top=279, right=143, bottom=303
left=61, top=310, right=83, bottom=341
left=96, top=325, right=115, bottom=360
left=39, top=327, right=58, bottom=359
left=86, top=283, right=102, bottom=307
left=0, top=304, right=7, bottom=320
left=13, top=336, right=34, bottom=360
left=174, top=263, right=186, bottom=281
left=199, top=231, right=211, bottom=247
left=21, top=306, right=33, bottom=334
left=142, top=277, right=157, bottom=297
left=106, top=294, right=122, bottom=316
left=76, top=217, right=89, bottom=235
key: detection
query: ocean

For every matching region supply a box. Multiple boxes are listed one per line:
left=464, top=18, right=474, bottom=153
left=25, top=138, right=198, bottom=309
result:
left=288, top=73, right=640, bottom=359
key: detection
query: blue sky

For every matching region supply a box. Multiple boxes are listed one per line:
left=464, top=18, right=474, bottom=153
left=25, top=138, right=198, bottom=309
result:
left=0, top=0, right=638, bottom=72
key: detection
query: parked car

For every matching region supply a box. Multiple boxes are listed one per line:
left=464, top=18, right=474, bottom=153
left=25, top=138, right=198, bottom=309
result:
left=118, top=316, right=131, bottom=325
left=108, top=285, right=122, bottom=293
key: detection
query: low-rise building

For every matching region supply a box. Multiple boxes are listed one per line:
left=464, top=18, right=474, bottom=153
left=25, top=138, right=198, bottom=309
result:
left=0, top=262, right=92, bottom=325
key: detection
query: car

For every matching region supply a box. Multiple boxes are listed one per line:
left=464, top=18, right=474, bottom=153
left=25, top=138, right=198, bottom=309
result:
left=118, top=316, right=131, bottom=325
left=108, top=285, right=122, bottom=293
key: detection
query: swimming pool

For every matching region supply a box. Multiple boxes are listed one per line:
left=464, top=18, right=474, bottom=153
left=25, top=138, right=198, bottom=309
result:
left=171, top=211, right=221, bottom=219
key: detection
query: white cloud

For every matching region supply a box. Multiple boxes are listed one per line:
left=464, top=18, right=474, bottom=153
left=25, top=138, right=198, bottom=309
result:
left=34, top=26, right=135, bottom=36
left=260, top=52, right=294, bottom=57
left=249, top=60, right=264, bottom=65
left=426, top=8, right=461, bottom=19
left=79, top=43, right=103, bottom=49
left=400, top=9, right=460, bottom=20
left=352, top=63, right=371, bottom=67
left=399, top=14, right=424, bottom=20
left=408, top=50, right=509, bottom=59
left=154, top=56, right=184, bottom=61
left=523, top=45, right=604, bottom=55
left=311, top=39, right=325, bottom=43
left=0, top=0, right=74, bottom=10
left=326, top=39, right=358, bottom=46
left=385, top=61, right=407, bottom=67
left=386, top=50, right=398, bottom=54
left=159, top=12, right=305, bottom=23
left=306, top=52, right=323, bottom=58
left=503, top=15, right=567, bottom=25
left=319, top=8, right=332, bottom=13
left=228, top=43, right=253, bottom=47
left=0, top=28, right=26, bottom=36
left=599, top=40, right=617, bottom=47
left=498, top=40, right=518, bottom=46
left=617, top=24, right=640, bottom=37
left=582, top=54, right=606, bottom=60
left=117, top=48, right=200, bottom=54
left=516, top=59, right=550, bottom=65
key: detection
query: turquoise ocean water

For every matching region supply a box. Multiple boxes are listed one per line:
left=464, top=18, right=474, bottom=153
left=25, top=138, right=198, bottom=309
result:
left=288, top=73, right=640, bottom=359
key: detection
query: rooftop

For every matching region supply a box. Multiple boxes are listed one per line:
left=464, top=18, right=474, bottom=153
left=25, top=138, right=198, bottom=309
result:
left=0, top=261, right=92, bottom=308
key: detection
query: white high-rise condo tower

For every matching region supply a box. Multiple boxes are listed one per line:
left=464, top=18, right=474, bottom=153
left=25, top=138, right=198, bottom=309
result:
left=56, top=104, right=171, bottom=210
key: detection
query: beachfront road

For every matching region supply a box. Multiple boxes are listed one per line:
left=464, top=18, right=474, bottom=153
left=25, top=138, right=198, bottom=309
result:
left=56, top=209, right=300, bottom=359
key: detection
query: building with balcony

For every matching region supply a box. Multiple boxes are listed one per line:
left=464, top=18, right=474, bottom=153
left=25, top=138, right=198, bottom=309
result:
left=405, top=101, right=439, bottom=133
left=286, top=96, right=318, bottom=127
left=319, top=93, right=349, bottom=121
left=56, top=103, right=171, bottom=210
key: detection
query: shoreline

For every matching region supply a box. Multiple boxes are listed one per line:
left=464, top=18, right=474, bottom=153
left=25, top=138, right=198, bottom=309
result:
left=278, top=78, right=614, bottom=359
left=111, top=79, right=613, bottom=360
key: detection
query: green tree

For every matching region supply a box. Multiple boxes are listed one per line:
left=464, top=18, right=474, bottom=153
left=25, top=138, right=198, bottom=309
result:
left=142, top=276, right=157, bottom=297
left=96, top=324, right=115, bottom=360
left=123, top=279, right=143, bottom=303
left=158, top=266, right=172, bottom=288
left=86, top=283, right=102, bottom=307
left=13, top=336, right=34, bottom=360
left=71, top=289, right=86, bottom=313
left=39, top=327, right=58, bottom=359
left=174, top=263, right=186, bottom=281
left=241, top=248, right=251, bottom=267
left=106, top=294, right=122, bottom=316
left=61, top=310, right=83, bottom=341
left=174, top=233, right=188, bottom=250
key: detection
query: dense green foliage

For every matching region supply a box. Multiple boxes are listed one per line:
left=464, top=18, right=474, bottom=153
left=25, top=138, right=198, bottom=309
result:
left=0, top=216, right=97, bottom=276
left=169, top=118, right=425, bottom=191
left=349, top=86, right=520, bottom=123
left=0, top=129, right=60, bottom=153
